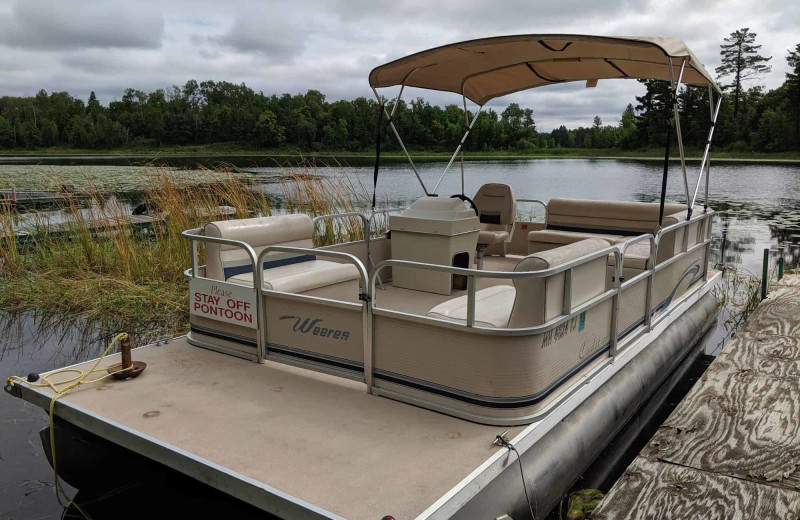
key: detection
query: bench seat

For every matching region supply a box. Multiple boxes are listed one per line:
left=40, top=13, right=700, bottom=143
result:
left=204, top=214, right=360, bottom=302
left=427, top=285, right=516, bottom=328
left=228, top=259, right=359, bottom=296
left=528, top=229, right=625, bottom=253
left=609, top=239, right=652, bottom=271
left=427, top=239, right=609, bottom=329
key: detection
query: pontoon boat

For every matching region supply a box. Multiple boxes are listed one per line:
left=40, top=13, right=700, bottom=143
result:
left=6, top=35, right=723, bottom=519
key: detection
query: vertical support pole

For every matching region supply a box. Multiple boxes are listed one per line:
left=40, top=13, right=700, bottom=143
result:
left=779, top=256, right=785, bottom=280
left=254, top=259, right=265, bottom=364
left=645, top=239, right=655, bottom=331
left=191, top=240, right=198, bottom=277
left=562, top=268, right=573, bottom=315
left=609, top=250, right=621, bottom=357
left=702, top=214, right=711, bottom=283
left=466, top=274, right=476, bottom=327
left=761, top=248, right=769, bottom=300
left=705, top=84, right=714, bottom=211
left=668, top=57, right=691, bottom=218
left=461, top=95, right=469, bottom=195
left=363, top=276, right=373, bottom=394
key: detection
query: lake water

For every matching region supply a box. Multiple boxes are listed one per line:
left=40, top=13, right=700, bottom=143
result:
left=2, top=157, right=800, bottom=518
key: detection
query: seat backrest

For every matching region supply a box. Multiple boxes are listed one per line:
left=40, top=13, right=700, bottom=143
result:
left=547, top=198, right=685, bottom=236
left=473, top=183, right=516, bottom=235
left=204, top=214, right=314, bottom=280
left=508, top=238, right=609, bottom=328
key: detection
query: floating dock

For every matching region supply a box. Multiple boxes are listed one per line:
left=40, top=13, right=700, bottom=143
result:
left=592, top=274, right=800, bottom=519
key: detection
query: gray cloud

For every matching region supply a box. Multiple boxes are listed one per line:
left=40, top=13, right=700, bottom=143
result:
left=0, top=0, right=164, bottom=50
left=0, top=0, right=797, bottom=131
left=196, top=10, right=308, bottom=62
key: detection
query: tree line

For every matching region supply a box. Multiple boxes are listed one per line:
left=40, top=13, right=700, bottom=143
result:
left=0, top=29, right=797, bottom=154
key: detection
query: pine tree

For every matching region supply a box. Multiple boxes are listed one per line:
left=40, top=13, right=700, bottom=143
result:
left=786, top=43, right=800, bottom=144
left=715, top=28, right=772, bottom=118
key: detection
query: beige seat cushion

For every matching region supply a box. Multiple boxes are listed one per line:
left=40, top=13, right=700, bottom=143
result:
left=528, top=229, right=623, bottom=254
left=426, top=285, right=516, bottom=328
left=228, top=260, right=359, bottom=293
left=510, top=238, right=609, bottom=328
left=608, top=239, right=652, bottom=270
left=478, top=230, right=510, bottom=245
left=547, top=198, right=685, bottom=235
left=529, top=229, right=624, bottom=245
left=427, top=238, right=609, bottom=329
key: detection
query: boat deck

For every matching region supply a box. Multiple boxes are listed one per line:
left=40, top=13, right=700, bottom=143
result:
left=20, top=338, right=522, bottom=520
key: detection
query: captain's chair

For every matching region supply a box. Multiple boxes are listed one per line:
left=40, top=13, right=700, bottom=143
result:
left=473, top=183, right=516, bottom=269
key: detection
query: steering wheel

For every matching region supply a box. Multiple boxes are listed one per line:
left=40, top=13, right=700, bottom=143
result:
left=450, top=194, right=478, bottom=216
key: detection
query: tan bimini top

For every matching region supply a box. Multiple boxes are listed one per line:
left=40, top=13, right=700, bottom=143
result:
left=369, top=34, right=721, bottom=105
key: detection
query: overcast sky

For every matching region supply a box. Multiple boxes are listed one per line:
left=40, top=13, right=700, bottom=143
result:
left=0, top=0, right=797, bottom=130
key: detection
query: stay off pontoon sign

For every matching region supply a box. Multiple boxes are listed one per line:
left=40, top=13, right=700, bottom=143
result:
left=189, top=278, right=257, bottom=329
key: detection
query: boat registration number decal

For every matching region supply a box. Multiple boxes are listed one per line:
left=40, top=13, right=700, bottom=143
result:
left=189, top=278, right=257, bottom=329
left=542, top=314, right=582, bottom=349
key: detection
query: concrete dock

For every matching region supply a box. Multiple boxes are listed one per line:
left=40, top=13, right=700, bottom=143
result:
left=592, top=274, right=800, bottom=519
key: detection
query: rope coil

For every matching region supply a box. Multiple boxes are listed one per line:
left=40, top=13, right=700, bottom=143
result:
left=6, top=332, right=131, bottom=519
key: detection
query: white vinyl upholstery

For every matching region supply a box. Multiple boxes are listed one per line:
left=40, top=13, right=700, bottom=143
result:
left=228, top=260, right=359, bottom=293
left=427, top=238, right=609, bottom=328
left=204, top=214, right=360, bottom=301
left=474, top=184, right=516, bottom=247
left=426, top=285, right=516, bottom=328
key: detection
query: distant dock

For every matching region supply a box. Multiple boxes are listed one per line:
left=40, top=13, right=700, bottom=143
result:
left=592, top=274, right=800, bottom=519
left=0, top=188, right=86, bottom=209
left=4, top=206, right=237, bottom=245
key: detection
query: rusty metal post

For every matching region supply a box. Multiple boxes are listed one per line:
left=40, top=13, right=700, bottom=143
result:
left=108, top=334, right=146, bottom=379
left=120, top=336, right=133, bottom=370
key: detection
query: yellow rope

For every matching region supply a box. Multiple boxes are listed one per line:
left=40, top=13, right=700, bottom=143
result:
left=6, top=332, right=131, bottom=519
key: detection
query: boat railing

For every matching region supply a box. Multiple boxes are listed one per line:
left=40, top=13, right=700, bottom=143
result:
left=255, top=245, right=373, bottom=387
left=313, top=212, right=372, bottom=276
left=516, top=198, right=548, bottom=222
left=371, top=245, right=622, bottom=340
left=182, top=227, right=267, bottom=362
left=618, top=233, right=657, bottom=335
left=654, top=210, right=713, bottom=282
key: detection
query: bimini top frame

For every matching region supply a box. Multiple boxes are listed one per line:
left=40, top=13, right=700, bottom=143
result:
left=369, top=34, right=722, bottom=218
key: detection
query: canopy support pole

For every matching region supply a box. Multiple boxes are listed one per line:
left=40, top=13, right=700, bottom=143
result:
left=668, top=57, right=691, bottom=219
left=691, top=91, right=722, bottom=210
left=704, top=84, right=715, bottom=211
left=460, top=94, right=469, bottom=196
left=371, top=85, right=430, bottom=196
left=432, top=105, right=483, bottom=194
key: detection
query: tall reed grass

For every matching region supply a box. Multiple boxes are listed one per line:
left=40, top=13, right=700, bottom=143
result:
left=279, top=168, right=390, bottom=246
left=0, top=167, right=271, bottom=337
left=0, top=163, right=387, bottom=341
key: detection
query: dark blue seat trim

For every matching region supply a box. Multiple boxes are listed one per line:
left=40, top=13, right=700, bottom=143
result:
left=223, top=254, right=316, bottom=279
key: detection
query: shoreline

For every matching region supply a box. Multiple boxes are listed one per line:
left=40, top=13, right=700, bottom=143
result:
left=1, top=149, right=799, bottom=164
